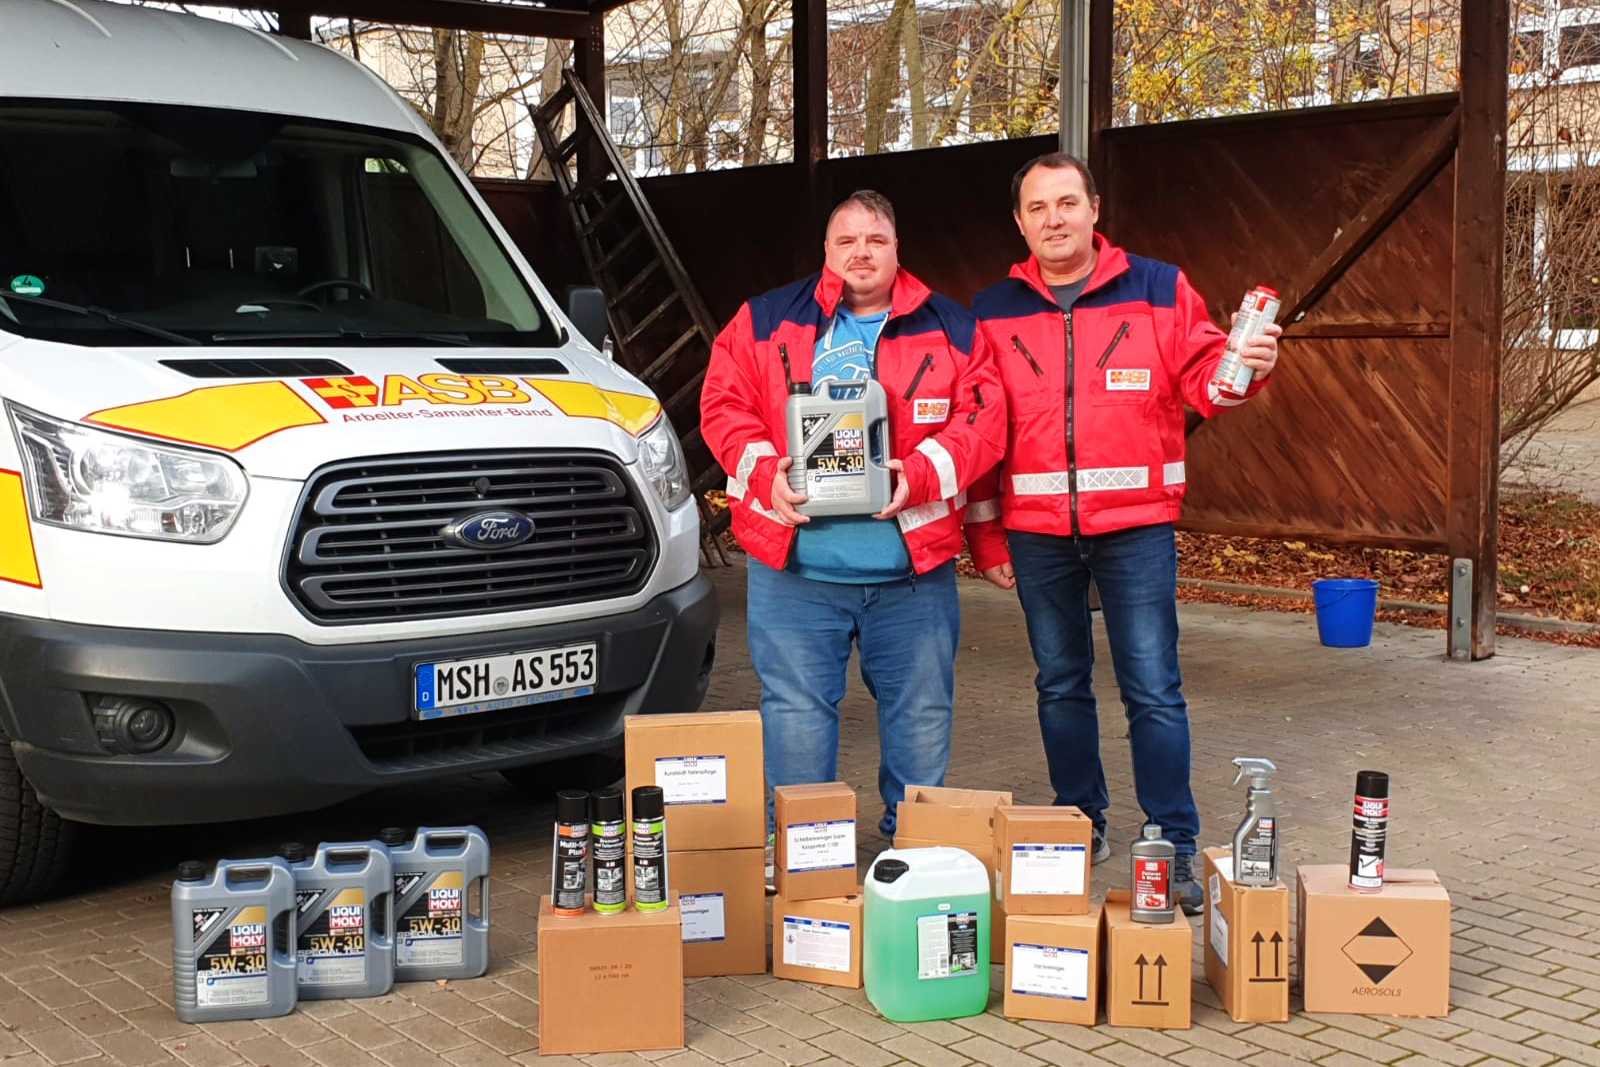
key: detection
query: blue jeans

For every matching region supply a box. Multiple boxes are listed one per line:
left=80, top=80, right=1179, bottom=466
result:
left=746, top=558, right=959, bottom=837
left=1007, top=524, right=1200, bottom=855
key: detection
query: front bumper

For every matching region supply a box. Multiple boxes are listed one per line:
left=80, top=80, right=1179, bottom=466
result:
left=0, top=574, right=717, bottom=825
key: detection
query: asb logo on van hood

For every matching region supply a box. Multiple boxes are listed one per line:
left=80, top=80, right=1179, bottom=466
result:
left=443, top=510, right=536, bottom=551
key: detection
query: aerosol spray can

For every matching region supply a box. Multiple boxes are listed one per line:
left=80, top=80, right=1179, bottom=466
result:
left=631, top=785, right=669, bottom=912
left=590, top=787, right=627, bottom=914
left=552, top=790, right=590, bottom=916
left=1349, top=770, right=1390, bottom=892
left=1130, top=824, right=1176, bottom=924
left=1211, top=286, right=1281, bottom=396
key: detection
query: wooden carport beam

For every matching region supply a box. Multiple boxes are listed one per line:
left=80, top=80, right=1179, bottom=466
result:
left=792, top=0, right=829, bottom=274
left=1447, top=1, right=1508, bottom=661
left=271, top=0, right=594, bottom=40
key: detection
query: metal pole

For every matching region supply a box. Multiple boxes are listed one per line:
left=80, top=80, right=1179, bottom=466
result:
left=1059, top=0, right=1089, bottom=157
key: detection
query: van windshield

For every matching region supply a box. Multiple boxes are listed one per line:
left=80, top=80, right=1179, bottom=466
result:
left=0, top=100, right=562, bottom=348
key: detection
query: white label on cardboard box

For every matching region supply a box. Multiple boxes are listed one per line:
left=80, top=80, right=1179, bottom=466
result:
left=1010, top=943, right=1090, bottom=1001
left=655, top=755, right=728, bottom=805
left=680, top=893, right=726, bottom=942
left=781, top=916, right=852, bottom=972
left=917, top=912, right=980, bottom=979
left=785, top=820, right=856, bottom=872
left=1214, top=854, right=1235, bottom=881
left=1210, top=879, right=1229, bottom=966
left=1010, top=843, right=1087, bottom=895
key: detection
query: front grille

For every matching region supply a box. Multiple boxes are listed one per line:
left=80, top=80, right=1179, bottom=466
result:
left=284, top=451, right=656, bottom=624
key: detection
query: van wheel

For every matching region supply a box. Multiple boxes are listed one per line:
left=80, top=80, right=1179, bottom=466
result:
left=500, top=747, right=625, bottom=800
left=0, top=741, right=76, bottom=906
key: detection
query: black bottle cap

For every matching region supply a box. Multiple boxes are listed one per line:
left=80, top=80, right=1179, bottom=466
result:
left=279, top=842, right=307, bottom=863
left=632, top=785, right=665, bottom=820
left=590, top=786, right=624, bottom=823
left=177, top=860, right=208, bottom=882
left=1355, top=770, right=1389, bottom=797
left=873, top=858, right=910, bottom=884
left=556, top=789, right=590, bottom=824
left=379, top=827, right=409, bottom=847
left=788, top=381, right=812, bottom=396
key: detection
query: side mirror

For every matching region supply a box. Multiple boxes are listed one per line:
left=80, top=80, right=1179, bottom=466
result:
left=565, top=285, right=609, bottom=353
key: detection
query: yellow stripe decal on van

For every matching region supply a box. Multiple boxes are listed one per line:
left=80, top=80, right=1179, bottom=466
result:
left=0, top=470, right=42, bottom=589
left=84, top=381, right=326, bottom=452
left=524, top=379, right=663, bottom=436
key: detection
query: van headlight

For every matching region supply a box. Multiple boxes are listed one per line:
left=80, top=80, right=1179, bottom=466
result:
left=7, top=404, right=247, bottom=543
left=637, top=416, right=691, bottom=511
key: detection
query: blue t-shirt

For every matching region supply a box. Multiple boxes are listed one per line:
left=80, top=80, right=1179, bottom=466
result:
left=788, top=308, right=910, bottom=583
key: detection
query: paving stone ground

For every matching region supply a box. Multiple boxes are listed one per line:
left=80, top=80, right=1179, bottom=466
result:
left=4, top=562, right=1600, bottom=1066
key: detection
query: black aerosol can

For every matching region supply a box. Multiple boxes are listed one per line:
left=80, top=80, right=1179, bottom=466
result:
left=552, top=790, right=590, bottom=916
left=1349, top=770, right=1390, bottom=892
left=632, top=785, right=669, bottom=912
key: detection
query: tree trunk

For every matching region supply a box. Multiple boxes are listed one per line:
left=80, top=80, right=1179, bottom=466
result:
left=432, top=30, right=485, bottom=169
left=745, top=26, right=778, bottom=165
left=933, top=0, right=1018, bottom=146
left=664, top=0, right=692, bottom=173
left=904, top=3, right=928, bottom=150
left=863, top=0, right=914, bottom=154
left=526, top=39, right=574, bottom=181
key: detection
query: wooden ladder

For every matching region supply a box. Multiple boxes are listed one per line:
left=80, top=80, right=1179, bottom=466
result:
left=530, top=70, right=730, bottom=566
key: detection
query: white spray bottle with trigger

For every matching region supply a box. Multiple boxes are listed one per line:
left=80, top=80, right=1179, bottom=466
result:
left=1230, top=758, right=1279, bottom=886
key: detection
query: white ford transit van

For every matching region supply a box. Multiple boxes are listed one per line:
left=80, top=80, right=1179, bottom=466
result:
left=0, top=0, right=718, bottom=903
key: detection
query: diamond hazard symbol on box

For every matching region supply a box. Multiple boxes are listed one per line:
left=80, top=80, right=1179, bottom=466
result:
left=1341, top=916, right=1413, bottom=984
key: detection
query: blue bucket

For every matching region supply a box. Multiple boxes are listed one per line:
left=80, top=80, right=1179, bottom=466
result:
left=1312, top=579, right=1380, bottom=648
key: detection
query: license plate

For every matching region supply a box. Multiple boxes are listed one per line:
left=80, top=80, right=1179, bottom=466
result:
left=413, top=642, right=597, bottom=719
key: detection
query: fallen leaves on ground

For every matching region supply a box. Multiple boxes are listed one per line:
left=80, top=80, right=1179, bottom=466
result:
left=708, top=490, right=1600, bottom=648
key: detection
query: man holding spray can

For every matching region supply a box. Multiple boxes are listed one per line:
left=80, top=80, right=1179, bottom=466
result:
left=966, top=153, right=1281, bottom=913
left=701, top=191, right=1006, bottom=881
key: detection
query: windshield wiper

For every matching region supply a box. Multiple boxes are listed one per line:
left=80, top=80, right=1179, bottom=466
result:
left=210, top=329, right=475, bottom=347
left=0, top=292, right=202, bottom=346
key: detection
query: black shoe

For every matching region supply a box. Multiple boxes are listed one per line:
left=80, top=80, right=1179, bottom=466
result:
left=1172, top=854, right=1203, bottom=916
left=1091, top=827, right=1112, bottom=865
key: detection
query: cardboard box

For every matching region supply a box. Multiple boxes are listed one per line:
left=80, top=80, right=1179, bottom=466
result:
left=1297, top=864, right=1451, bottom=1017
left=1103, top=889, right=1192, bottom=1030
left=673, top=848, right=766, bottom=977
left=624, top=710, right=764, bottom=851
left=775, top=783, right=858, bottom=901
left=894, top=786, right=1011, bottom=964
left=995, top=805, right=1094, bottom=915
left=537, top=894, right=685, bottom=1053
left=1202, top=848, right=1289, bottom=1023
left=893, top=785, right=1013, bottom=868
left=772, top=890, right=863, bottom=988
left=1003, top=907, right=1103, bottom=1025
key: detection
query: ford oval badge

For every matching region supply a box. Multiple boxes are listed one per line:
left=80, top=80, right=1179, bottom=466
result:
left=443, top=509, right=535, bottom=551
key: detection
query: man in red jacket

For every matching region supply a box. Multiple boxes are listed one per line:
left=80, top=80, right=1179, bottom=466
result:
left=966, top=154, right=1280, bottom=913
left=701, top=191, right=1004, bottom=868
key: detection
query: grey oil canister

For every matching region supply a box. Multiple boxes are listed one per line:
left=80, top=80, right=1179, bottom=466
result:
left=1129, top=824, right=1176, bottom=924
left=171, top=858, right=297, bottom=1023
left=785, top=377, right=893, bottom=517
left=282, top=840, right=395, bottom=999
left=379, top=825, right=491, bottom=982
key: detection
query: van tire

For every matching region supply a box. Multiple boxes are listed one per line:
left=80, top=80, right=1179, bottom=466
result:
left=500, top=748, right=625, bottom=800
left=0, top=742, right=76, bottom=906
